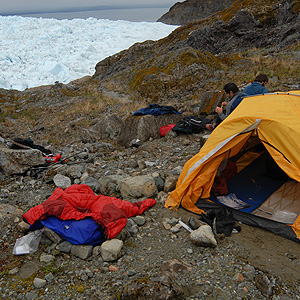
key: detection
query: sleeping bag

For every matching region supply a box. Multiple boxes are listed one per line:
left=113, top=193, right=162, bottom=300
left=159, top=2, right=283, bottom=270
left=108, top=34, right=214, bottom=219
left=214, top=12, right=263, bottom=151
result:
left=23, top=184, right=156, bottom=239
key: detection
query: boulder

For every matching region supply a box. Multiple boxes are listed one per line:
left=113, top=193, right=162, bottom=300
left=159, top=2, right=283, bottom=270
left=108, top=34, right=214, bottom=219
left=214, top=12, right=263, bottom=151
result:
left=189, top=224, right=217, bottom=247
left=100, top=239, right=123, bottom=262
left=117, top=114, right=182, bottom=148
left=119, top=175, right=158, bottom=199
left=0, top=147, right=45, bottom=176
left=91, top=114, right=124, bottom=140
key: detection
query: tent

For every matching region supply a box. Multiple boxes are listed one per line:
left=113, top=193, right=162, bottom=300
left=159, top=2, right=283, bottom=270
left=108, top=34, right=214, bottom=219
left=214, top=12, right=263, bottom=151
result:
left=165, top=91, right=300, bottom=242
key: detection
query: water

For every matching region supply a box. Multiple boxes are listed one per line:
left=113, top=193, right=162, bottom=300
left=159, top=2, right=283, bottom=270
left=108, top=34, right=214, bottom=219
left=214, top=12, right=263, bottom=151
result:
left=8, top=7, right=170, bottom=22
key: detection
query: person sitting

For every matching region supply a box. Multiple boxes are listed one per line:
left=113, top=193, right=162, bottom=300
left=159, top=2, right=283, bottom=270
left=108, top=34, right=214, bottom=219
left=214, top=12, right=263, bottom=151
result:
left=206, top=83, right=242, bottom=130
left=242, top=74, right=269, bottom=96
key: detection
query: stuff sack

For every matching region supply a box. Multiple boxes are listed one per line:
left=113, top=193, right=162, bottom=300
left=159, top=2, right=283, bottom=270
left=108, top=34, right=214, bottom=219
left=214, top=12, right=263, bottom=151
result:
left=40, top=216, right=106, bottom=246
left=159, top=124, right=176, bottom=137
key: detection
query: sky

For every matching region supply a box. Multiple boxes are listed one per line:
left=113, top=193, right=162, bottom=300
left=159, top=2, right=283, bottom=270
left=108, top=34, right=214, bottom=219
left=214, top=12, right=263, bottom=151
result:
left=0, top=16, right=178, bottom=91
left=0, top=0, right=179, bottom=14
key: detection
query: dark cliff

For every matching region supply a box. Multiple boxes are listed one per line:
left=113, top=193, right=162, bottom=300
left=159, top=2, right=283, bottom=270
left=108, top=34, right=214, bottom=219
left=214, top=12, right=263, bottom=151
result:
left=157, top=0, right=236, bottom=25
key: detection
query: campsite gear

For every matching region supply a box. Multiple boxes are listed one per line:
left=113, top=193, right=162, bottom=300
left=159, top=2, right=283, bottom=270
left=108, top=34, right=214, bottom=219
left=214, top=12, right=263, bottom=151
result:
left=165, top=91, right=300, bottom=242
left=29, top=216, right=105, bottom=246
left=55, top=149, right=87, bottom=164
left=23, top=184, right=156, bottom=239
left=200, top=208, right=240, bottom=237
left=29, top=150, right=88, bottom=178
left=133, top=104, right=182, bottom=116
left=10, top=137, right=52, bottom=154
left=212, top=160, right=237, bottom=195
left=0, top=136, right=33, bottom=150
left=172, top=116, right=212, bottom=134
left=178, top=220, right=193, bottom=233
left=43, top=153, right=62, bottom=163
left=159, top=124, right=176, bottom=137
left=13, top=229, right=43, bottom=255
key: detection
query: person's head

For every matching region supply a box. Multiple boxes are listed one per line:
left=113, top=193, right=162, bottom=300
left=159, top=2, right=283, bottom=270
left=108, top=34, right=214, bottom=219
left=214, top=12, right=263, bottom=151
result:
left=223, top=83, right=239, bottom=97
left=254, top=74, right=268, bottom=86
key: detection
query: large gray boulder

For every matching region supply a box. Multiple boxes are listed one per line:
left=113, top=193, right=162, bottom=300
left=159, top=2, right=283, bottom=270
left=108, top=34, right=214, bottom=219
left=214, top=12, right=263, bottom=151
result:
left=119, top=175, right=158, bottom=199
left=0, top=147, right=45, bottom=176
left=91, top=114, right=125, bottom=140
left=117, top=114, right=182, bottom=147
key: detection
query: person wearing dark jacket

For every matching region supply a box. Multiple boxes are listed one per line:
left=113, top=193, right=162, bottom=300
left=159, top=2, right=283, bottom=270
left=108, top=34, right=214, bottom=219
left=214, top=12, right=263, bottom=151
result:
left=242, top=74, right=269, bottom=96
left=206, top=83, right=242, bottom=130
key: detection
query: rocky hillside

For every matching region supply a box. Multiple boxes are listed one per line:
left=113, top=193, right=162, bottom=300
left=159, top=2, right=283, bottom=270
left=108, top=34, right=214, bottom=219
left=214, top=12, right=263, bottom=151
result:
left=157, top=0, right=236, bottom=25
left=1, top=0, right=300, bottom=150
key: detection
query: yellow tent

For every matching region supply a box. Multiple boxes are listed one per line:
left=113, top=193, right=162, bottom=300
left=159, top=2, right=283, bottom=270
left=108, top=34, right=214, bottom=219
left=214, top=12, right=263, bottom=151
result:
left=165, top=92, right=300, bottom=242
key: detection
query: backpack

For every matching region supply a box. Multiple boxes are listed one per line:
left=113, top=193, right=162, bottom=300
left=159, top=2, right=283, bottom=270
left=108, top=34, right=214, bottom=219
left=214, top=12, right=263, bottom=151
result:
left=172, top=116, right=211, bottom=134
left=172, top=120, right=194, bottom=134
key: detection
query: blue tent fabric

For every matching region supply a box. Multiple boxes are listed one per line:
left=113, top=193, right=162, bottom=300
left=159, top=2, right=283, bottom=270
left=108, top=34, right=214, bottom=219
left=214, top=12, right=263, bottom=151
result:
left=30, top=217, right=106, bottom=246
left=210, top=152, right=288, bottom=213
left=133, top=104, right=182, bottom=116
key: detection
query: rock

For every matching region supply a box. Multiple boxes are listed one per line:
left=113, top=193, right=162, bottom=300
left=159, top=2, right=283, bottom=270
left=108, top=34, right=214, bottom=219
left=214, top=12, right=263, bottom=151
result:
left=0, top=148, right=45, bottom=176
left=162, top=219, right=172, bottom=230
left=187, top=216, right=206, bottom=230
left=66, top=164, right=84, bottom=179
left=189, top=225, right=217, bottom=247
left=92, top=245, right=102, bottom=256
left=56, top=241, right=72, bottom=253
left=98, top=177, right=118, bottom=195
left=71, top=245, right=93, bottom=260
left=53, top=174, right=71, bottom=189
left=117, top=114, right=182, bottom=147
left=152, top=173, right=165, bottom=191
left=33, top=277, right=47, bottom=288
left=43, top=227, right=63, bottom=244
left=8, top=267, right=19, bottom=275
left=132, top=215, right=146, bottom=226
left=81, top=176, right=100, bottom=193
left=170, top=223, right=181, bottom=233
left=172, top=166, right=183, bottom=176
left=165, top=130, right=177, bottom=139
left=129, top=139, right=142, bottom=148
left=243, top=264, right=255, bottom=280
left=100, top=239, right=123, bottom=262
left=25, top=291, right=38, bottom=300
left=91, top=114, right=124, bottom=140
left=17, top=221, right=30, bottom=232
left=108, top=265, right=119, bottom=272
left=232, top=272, right=244, bottom=282
left=255, top=273, right=273, bottom=298
left=164, top=175, right=177, bottom=193
left=168, top=217, right=178, bottom=226
left=125, top=219, right=139, bottom=236
left=119, top=175, right=158, bottom=199
left=0, top=204, right=23, bottom=223
left=115, top=228, right=131, bottom=241
left=44, top=273, right=54, bottom=283
left=39, top=253, right=55, bottom=263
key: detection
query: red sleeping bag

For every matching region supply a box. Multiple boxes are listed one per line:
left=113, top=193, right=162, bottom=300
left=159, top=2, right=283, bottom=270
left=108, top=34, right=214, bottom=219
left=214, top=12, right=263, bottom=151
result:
left=23, top=184, right=156, bottom=239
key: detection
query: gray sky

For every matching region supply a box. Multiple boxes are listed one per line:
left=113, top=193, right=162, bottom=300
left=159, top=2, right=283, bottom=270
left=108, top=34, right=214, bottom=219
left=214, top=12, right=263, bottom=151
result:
left=0, top=0, right=179, bottom=14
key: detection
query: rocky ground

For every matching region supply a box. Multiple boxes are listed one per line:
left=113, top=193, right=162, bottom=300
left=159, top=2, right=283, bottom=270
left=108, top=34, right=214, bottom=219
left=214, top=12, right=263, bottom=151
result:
left=0, top=130, right=300, bottom=300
